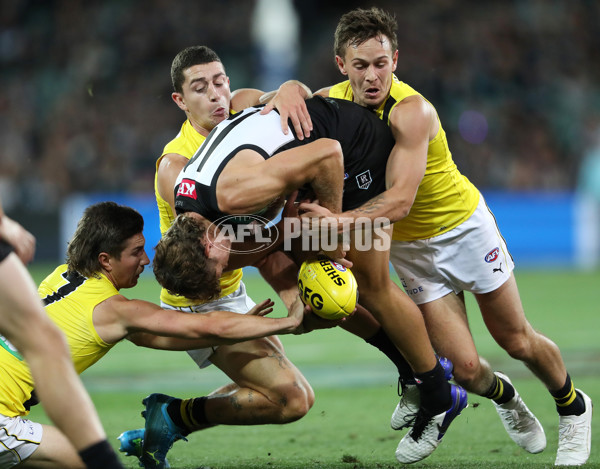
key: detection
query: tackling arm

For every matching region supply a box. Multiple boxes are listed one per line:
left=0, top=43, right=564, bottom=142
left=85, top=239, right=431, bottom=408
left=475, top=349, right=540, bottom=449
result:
left=94, top=295, right=307, bottom=350
left=299, top=96, right=433, bottom=228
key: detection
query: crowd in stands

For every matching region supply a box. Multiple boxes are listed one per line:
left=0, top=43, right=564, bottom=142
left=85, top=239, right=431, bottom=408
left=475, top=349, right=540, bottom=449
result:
left=1, top=0, right=599, bottom=214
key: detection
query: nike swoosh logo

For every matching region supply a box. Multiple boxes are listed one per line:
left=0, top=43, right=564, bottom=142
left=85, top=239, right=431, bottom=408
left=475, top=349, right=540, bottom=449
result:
left=437, top=391, right=461, bottom=439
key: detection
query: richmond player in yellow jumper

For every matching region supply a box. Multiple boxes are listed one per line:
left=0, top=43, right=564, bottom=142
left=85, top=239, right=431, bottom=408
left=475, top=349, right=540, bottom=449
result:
left=315, top=7, right=591, bottom=466
left=0, top=201, right=307, bottom=469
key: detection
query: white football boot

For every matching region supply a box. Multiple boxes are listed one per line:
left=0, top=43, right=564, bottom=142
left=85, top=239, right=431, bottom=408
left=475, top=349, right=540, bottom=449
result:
left=493, top=372, right=546, bottom=453
left=395, top=384, right=468, bottom=464
left=555, top=389, right=593, bottom=466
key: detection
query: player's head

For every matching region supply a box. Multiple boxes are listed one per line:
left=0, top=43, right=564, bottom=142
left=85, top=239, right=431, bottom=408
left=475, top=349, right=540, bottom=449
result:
left=333, top=7, right=398, bottom=109
left=152, top=213, right=226, bottom=301
left=67, top=202, right=149, bottom=288
left=170, top=46, right=232, bottom=133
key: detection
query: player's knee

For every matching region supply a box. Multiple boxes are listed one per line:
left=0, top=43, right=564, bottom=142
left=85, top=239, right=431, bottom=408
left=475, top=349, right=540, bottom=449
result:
left=452, top=360, right=484, bottom=391
left=278, top=382, right=314, bottom=423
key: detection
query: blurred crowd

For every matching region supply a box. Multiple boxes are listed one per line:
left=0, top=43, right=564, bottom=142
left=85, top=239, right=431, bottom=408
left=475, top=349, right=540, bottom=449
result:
left=2, top=0, right=600, bottom=215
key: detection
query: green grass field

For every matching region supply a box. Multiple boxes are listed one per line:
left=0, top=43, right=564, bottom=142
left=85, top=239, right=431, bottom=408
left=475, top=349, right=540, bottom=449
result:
left=27, top=265, right=600, bottom=468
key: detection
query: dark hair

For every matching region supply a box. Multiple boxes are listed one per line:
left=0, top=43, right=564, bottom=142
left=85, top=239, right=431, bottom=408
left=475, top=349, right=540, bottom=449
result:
left=153, top=214, right=221, bottom=301
left=66, top=202, right=144, bottom=277
left=171, top=45, right=223, bottom=93
left=334, top=7, right=398, bottom=59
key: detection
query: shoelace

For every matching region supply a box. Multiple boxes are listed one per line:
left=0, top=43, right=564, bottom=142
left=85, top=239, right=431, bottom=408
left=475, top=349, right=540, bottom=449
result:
left=396, top=377, right=416, bottom=396
left=409, top=409, right=435, bottom=442
left=398, top=410, right=418, bottom=430
left=498, top=404, right=533, bottom=432
left=558, top=423, right=582, bottom=451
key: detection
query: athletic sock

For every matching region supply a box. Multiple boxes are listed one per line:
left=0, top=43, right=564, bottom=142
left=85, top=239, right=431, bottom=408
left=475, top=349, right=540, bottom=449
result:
left=414, top=360, right=452, bottom=415
left=551, top=374, right=585, bottom=416
left=365, top=328, right=414, bottom=380
left=167, top=396, right=209, bottom=432
left=483, top=373, right=515, bottom=405
left=78, top=439, right=124, bottom=469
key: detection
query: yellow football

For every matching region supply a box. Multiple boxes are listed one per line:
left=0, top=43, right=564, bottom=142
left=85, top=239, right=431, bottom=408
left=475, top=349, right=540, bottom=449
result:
left=297, top=258, right=358, bottom=320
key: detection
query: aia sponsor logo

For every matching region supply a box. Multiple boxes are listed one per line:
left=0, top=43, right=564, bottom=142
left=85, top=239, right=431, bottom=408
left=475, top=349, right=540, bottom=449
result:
left=176, top=179, right=197, bottom=199
left=485, top=247, right=500, bottom=263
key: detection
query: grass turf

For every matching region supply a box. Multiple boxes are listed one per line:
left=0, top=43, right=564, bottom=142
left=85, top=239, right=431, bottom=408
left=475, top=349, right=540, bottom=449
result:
left=26, top=265, right=600, bottom=468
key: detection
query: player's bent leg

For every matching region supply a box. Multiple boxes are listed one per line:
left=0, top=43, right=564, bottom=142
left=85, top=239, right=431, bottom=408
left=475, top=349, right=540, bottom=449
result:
left=18, top=424, right=85, bottom=469
left=479, top=275, right=591, bottom=463
left=208, top=336, right=314, bottom=425
left=476, top=274, right=567, bottom=390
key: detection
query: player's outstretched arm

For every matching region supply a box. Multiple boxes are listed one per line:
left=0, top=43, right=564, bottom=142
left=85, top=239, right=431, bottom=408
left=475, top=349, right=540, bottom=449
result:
left=97, top=294, right=309, bottom=350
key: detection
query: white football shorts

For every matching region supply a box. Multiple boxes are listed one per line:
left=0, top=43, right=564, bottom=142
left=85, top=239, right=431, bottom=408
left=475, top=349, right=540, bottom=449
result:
left=390, top=195, right=514, bottom=305
left=0, top=414, right=43, bottom=467
left=161, top=280, right=256, bottom=368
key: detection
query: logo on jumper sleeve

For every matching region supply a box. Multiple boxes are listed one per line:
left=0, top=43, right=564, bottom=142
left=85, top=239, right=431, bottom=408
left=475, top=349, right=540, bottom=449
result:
left=356, top=170, right=372, bottom=190
left=176, top=179, right=197, bottom=199
left=485, top=247, right=500, bottom=263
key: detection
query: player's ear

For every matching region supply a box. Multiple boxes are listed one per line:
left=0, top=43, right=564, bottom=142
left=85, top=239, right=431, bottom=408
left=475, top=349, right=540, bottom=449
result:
left=98, top=252, right=111, bottom=271
left=392, top=50, right=398, bottom=72
left=172, top=92, right=187, bottom=112
left=335, top=56, right=347, bottom=75
left=203, top=233, right=213, bottom=259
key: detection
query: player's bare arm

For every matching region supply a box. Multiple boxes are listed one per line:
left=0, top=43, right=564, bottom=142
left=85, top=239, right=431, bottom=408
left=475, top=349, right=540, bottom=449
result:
left=314, top=86, right=332, bottom=98
left=0, top=213, right=36, bottom=264
left=299, top=95, right=434, bottom=228
left=216, top=138, right=344, bottom=214
left=92, top=294, right=308, bottom=348
left=157, top=152, right=190, bottom=215
left=230, top=87, right=264, bottom=110
left=232, top=81, right=313, bottom=140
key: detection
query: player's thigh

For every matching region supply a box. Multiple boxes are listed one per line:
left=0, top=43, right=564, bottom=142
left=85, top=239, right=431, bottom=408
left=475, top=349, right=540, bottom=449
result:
left=16, top=425, right=83, bottom=469
left=420, top=293, right=480, bottom=371
left=209, top=336, right=311, bottom=397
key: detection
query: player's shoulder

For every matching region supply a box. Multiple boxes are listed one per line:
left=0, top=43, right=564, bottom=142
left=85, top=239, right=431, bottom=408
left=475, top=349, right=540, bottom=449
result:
left=389, top=94, right=433, bottom=127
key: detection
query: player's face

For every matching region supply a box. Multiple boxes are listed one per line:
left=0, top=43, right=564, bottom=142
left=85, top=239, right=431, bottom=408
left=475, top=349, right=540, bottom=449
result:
left=173, top=61, right=232, bottom=135
left=107, top=233, right=150, bottom=289
left=335, top=35, right=398, bottom=109
left=205, top=231, right=231, bottom=279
